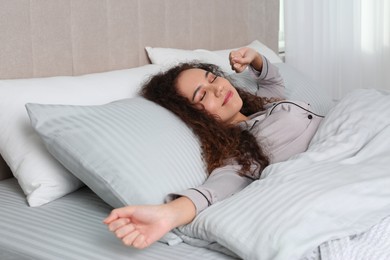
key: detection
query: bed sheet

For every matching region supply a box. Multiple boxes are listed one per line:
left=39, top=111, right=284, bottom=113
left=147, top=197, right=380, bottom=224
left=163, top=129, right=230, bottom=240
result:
left=0, top=178, right=235, bottom=260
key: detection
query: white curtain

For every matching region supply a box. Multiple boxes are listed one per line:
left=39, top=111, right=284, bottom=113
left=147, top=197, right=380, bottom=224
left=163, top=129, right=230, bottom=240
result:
left=284, top=0, right=390, bottom=100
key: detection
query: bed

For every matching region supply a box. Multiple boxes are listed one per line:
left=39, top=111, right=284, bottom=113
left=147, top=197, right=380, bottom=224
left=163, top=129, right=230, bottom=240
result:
left=1, top=1, right=390, bottom=260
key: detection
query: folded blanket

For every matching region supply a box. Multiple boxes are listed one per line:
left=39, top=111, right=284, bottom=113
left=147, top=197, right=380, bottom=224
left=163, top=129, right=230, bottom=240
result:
left=176, top=89, right=390, bottom=260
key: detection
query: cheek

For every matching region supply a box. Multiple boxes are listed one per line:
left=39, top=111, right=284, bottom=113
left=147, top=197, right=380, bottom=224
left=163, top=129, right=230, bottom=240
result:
left=202, top=101, right=219, bottom=114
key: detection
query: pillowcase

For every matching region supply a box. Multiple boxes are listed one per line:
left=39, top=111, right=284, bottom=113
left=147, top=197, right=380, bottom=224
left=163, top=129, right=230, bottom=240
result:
left=145, top=40, right=283, bottom=74
left=0, top=64, right=161, bottom=206
left=25, top=97, right=207, bottom=208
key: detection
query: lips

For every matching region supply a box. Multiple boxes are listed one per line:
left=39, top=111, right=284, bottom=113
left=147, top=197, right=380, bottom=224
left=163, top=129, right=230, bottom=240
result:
left=223, top=91, right=233, bottom=106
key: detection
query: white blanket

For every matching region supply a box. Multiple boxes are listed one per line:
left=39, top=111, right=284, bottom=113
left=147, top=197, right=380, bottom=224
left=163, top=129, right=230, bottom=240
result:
left=176, top=89, right=390, bottom=260
left=319, top=215, right=390, bottom=260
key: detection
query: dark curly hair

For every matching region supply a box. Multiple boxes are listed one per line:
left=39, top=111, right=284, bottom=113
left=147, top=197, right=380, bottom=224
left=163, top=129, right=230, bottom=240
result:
left=140, top=62, right=269, bottom=178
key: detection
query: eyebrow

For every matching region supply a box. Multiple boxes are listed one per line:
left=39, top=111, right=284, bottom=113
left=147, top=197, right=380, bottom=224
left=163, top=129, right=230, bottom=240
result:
left=192, top=71, right=210, bottom=101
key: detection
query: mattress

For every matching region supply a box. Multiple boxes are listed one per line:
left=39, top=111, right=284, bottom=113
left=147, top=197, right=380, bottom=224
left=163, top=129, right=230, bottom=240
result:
left=0, top=178, right=235, bottom=260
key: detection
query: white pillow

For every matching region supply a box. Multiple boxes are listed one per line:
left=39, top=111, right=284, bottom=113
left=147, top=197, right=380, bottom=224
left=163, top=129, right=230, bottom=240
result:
left=145, top=40, right=283, bottom=74
left=0, top=64, right=161, bottom=206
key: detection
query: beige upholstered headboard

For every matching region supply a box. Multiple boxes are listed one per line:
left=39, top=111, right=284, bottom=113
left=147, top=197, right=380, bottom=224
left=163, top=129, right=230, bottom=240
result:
left=0, top=0, right=279, bottom=179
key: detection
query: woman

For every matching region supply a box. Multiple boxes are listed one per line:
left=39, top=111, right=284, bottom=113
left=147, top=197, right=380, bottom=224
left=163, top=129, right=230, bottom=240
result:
left=104, top=47, right=323, bottom=249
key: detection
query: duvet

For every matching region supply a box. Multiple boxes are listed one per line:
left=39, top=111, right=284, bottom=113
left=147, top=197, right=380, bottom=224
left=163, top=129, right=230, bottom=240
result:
left=176, top=89, right=390, bottom=260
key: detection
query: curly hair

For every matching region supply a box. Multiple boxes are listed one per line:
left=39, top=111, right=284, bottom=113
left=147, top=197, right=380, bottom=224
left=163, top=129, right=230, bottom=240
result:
left=140, top=62, right=270, bottom=179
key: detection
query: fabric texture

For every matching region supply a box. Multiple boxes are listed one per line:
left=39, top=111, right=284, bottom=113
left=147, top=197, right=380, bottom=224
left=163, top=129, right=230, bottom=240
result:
left=319, top=215, right=390, bottom=260
left=0, top=178, right=233, bottom=260
left=0, top=64, right=161, bottom=206
left=175, top=89, right=390, bottom=260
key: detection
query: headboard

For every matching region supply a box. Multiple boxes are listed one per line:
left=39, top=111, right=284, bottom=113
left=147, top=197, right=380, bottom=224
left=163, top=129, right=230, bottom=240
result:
left=0, top=0, right=279, bottom=179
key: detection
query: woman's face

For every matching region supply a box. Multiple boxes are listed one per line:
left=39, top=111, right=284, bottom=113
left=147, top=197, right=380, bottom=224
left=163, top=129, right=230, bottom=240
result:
left=176, top=68, right=247, bottom=124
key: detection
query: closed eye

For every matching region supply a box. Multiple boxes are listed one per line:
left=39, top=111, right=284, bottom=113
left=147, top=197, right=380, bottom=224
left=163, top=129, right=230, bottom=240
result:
left=207, top=73, right=218, bottom=83
left=211, top=75, right=218, bottom=83
left=200, top=92, right=206, bottom=101
left=192, top=86, right=206, bottom=103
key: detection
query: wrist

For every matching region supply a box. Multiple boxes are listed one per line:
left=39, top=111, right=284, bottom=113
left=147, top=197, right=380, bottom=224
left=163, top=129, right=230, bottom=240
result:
left=250, top=52, right=264, bottom=73
left=162, top=196, right=196, bottom=229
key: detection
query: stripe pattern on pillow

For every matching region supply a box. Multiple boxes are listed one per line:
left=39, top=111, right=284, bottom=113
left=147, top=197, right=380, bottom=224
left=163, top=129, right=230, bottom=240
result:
left=26, top=97, right=207, bottom=208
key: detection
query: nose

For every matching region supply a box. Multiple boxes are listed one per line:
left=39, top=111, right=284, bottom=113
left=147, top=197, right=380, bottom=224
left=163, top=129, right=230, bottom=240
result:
left=213, top=84, right=224, bottom=97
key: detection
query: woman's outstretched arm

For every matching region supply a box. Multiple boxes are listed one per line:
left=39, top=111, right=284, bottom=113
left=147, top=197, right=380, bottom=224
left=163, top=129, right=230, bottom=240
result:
left=103, top=196, right=196, bottom=249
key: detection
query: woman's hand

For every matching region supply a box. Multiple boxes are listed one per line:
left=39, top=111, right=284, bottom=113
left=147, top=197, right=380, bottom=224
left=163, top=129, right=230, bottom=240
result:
left=103, top=197, right=196, bottom=249
left=229, top=47, right=263, bottom=73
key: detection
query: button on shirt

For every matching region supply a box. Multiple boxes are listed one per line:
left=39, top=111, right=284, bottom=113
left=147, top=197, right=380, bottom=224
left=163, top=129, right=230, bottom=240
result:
left=245, top=100, right=322, bottom=164
left=166, top=57, right=323, bottom=214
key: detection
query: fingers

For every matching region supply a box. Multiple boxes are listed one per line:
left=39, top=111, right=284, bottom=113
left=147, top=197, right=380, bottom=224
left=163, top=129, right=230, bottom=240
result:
left=233, top=62, right=247, bottom=73
left=106, top=218, right=148, bottom=249
left=231, top=60, right=247, bottom=73
left=103, top=212, right=119, bottom=224
left=123, top=230, right=148, bottom=249
left=113, top=221, right=135, bottom=239
left=103, top=205, right=155, bottom=249
left=103, top=206, right=135, bottom=224
left=114, top=224, right=148, bottom=249
left=103, top=208, right=150, bottom=249
left=107, top=218, right=130, bottom=233
left=229, top=50, right=249, bottom=73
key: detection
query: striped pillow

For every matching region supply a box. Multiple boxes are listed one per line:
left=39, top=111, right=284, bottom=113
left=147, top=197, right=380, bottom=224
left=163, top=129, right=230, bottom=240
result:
left=26, top=97, right=207, bottom=208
